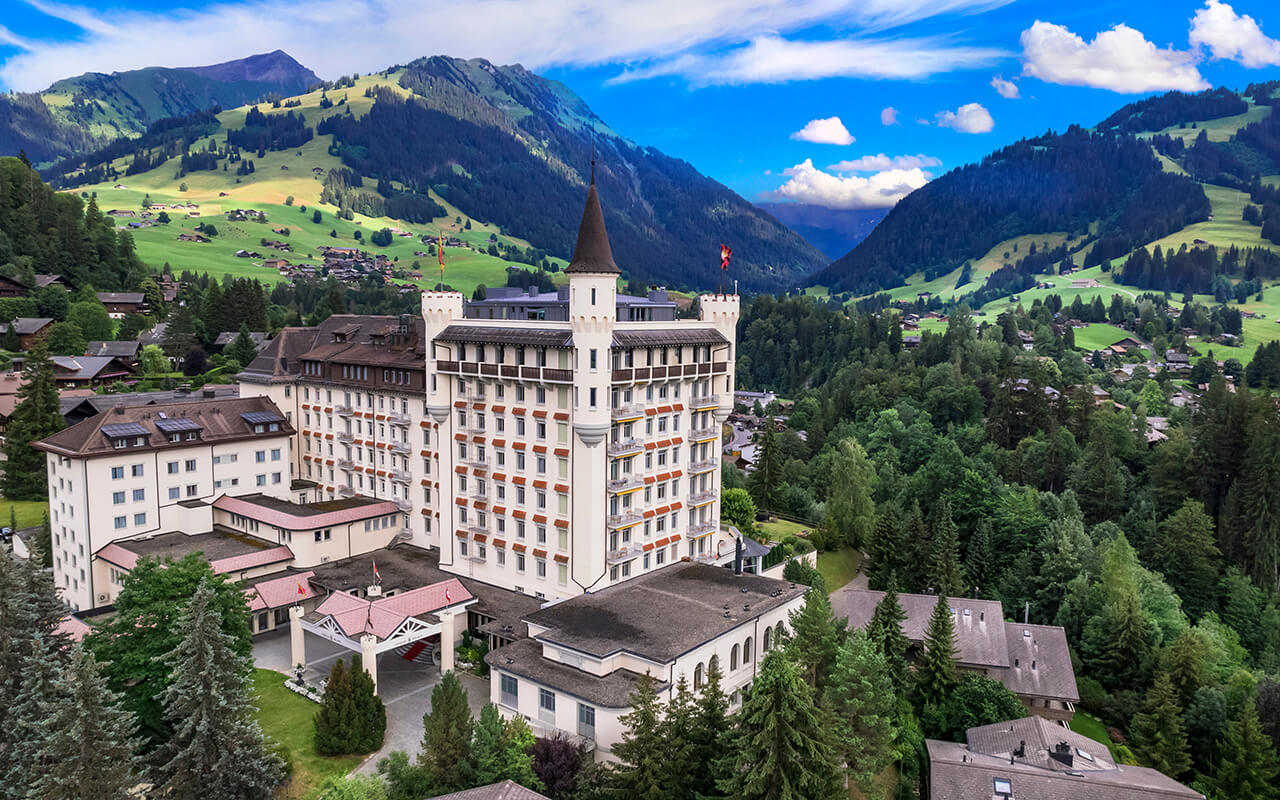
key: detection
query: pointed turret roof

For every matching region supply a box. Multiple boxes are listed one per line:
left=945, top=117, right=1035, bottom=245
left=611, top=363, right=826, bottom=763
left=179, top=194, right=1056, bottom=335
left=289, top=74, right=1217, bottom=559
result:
left=565, top=169, right=619, bottom=275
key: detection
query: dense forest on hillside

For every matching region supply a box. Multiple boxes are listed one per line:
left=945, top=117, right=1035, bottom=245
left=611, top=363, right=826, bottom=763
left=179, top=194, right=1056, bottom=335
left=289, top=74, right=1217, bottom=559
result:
left=733, top=293, right=1280, bottom=796
left=813, top=128, right=1210, bottom=295
left=1097, top=87, right=1249, bottom=134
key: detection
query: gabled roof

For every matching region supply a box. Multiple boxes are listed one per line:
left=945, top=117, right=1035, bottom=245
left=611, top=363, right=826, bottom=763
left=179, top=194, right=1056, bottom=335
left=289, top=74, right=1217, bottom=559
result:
left=96, top=292, right=145, bottom=304
left=86, top=340, right=141, bottom=358
left=308, top=578, right=472, bottom=640
left=0, top=318, right=52, bottom=335
left=564, top=174, right=619, bottom=275
left=238, top=315, right=425, bottom=384
left=427, top=780, right=552, bottom=800
left=50, top=355, right=131, bottom=381
left=246, top=570, right=316, bottom=611
left=831, top=587, right=1010, bottom=668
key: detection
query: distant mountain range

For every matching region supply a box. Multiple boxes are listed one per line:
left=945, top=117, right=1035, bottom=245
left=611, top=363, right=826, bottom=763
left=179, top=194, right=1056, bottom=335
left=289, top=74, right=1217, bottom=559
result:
left=0, top=50, right=319, bottom=163
left=755, top=203, right=888, bottom=260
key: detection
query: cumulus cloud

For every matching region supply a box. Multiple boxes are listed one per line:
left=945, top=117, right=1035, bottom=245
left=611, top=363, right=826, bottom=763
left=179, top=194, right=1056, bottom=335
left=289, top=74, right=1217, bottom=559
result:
left=935, top=102, right=994, bottom=133
left=768, top=158, right=931, bottom=209
left=1190, top=0, right=1280, bottom=68
left=1019, top=20, right=1208, bottom=93
left=0, top=0, right=1012, bottom=92
left=990, top=74, right=1019, bottom=98
left=828, top=153, right=941, bottom=172
left=791, top=116, right=855, bottom=145
left=881, top=107, right=900, bottom=125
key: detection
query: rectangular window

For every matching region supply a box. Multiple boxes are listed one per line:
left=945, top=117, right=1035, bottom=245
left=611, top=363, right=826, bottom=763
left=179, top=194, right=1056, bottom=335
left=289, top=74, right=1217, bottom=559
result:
left=538, top=688, right=556, bottom=722
left=112, top=491, right=124, bottom=505
left=133, top=513, right=146, bottom=526
left=114, top=516, right=126, bottom=529
left=111, top=466, right=124, bottom=480
left=167, top=461, right=179, bottom=474
left=168, top=487, right=180, bottom=500
left=132, top=488, right=145, bottom=502
left=500, top=674, right=519, bottom=707
left=256, top=451, right=266, bottom=463
left=185, top=459, right=197, bottom=472
left=131, top=464, right=144, bottom=477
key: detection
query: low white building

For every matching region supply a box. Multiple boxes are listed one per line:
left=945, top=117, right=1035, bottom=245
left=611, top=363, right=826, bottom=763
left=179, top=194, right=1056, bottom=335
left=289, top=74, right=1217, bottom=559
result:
left=484, top=562, right=807, bottom=759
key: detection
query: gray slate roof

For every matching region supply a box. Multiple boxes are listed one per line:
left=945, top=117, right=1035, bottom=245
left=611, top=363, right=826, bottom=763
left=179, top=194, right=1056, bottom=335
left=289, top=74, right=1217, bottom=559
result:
left=0, top=318, right=52, bottom=335
left=831, top=587, right=1009, bottom=668
left=485, top=638, right=656, bottom=708
left=427, top=780, right=551, bottom=800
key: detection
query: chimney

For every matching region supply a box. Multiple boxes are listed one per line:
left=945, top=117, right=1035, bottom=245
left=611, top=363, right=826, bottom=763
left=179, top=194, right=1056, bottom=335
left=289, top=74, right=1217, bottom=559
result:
left=734, top=537, right=744, bottom=575
left=203, top=388, right=215, bottom=399
left=1013, top=740, right=1026, bottom=759
left=1050, top=741, right=1074, bottom=768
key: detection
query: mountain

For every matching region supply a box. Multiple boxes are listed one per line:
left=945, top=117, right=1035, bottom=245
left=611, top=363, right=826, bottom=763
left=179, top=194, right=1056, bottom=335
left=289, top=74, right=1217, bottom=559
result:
left=756, top=203, right=888, bottom=259
left=0, top=50, right=319, bottom=164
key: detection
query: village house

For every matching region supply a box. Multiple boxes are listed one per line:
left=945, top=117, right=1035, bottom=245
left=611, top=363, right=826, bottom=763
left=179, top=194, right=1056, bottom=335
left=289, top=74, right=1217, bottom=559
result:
left=96, top=292, right=146, bottom=319
left=0, top=317, right=53, bottom=349
left=47, top=355, right=134, bottom=387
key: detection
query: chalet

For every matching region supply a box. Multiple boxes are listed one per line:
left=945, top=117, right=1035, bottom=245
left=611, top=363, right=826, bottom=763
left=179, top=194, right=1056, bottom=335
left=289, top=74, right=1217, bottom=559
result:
left=1071, top=278, right=1100, bottom=288
left=86, top=340, right=141, bottom=365
left=262, top=241, right=292, bottom=252
left=1017, top=331, right=1035, bottom=350
left=263, top=258, right=291, bottom=271
left=47, top=356, right=133, bottom=387
left=0, top=318, right=53, bottom=350
left=106, top=209, right=136, bottom=218
left=903, top=334, right=922, bottom=349
left=212, top=330, right=269, bottom=353
left=1114, top=337, right=1144, bottom=349
left=96, top=292, right=146, bottom=319
left=33, top=274, right=66, bottom=291
left=235, top=250, right=264, bottom=259
left=0, top=371, right=26, bottom=436
left=177, top=233, right=211, bottom=243
left=1164, top=351, right=1192, bottom=373
left=0, top=274, right=28, bottom=298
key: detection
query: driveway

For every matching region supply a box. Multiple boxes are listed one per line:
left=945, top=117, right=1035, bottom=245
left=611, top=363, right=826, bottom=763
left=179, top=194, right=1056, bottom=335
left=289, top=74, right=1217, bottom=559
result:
left=252, top=629, right=491, bottom=775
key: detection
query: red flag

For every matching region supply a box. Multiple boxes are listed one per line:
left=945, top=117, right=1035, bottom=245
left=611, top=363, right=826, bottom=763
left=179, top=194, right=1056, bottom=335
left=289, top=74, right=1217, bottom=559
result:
left=438, top=232, right=445, bottom=268
left=445, top=587, right=452, bottom=604
left=373, top=559, right=382, bottom=583
left=720, top=243, right=732, bottom=270
left=296, top=582, right=306, bottom=597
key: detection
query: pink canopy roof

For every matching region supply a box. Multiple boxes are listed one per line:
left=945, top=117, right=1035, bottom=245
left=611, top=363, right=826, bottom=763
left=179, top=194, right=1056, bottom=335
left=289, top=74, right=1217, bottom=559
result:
left=214, top=494, right=399, bottom=530
left=312, top=578, right=472, bottom=640
left=246, top=570, right=316, bottom=611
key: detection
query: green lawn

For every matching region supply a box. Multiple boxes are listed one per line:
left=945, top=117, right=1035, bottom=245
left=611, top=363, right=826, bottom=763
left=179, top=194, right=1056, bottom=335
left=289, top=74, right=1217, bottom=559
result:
left=1070, top=711, right=1118, bottom=759
left=817, top=548, right=862, bottom=591
left=0, top=499, right=49, bottom=529
left=1072, top=323, right=1133, bottom=351
left=252, top=668, right=362, bottom=799
left=756, top=517, right=812, bottom=541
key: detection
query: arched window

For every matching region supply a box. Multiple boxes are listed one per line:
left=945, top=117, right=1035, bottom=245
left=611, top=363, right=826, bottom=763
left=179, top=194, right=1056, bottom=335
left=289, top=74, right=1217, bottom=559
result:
left=694, top=662, right=704, bottom=690
left=763, top=626, right=773, bottom=652
left=709, top=654, right=720, bottom=677
left=730, top=644, right=740, bottom=671
left=775, top=621, right=787, bottom=644
left=744, top=636, right=753, bottom=663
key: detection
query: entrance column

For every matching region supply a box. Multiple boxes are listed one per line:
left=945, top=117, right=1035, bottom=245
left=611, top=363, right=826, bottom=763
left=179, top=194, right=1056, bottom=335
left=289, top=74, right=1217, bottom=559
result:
left=439, top=609, right=457, bottom=673
left=289, top=605, right=306, bottom=673
left=361, top=633, right=379, bottom=695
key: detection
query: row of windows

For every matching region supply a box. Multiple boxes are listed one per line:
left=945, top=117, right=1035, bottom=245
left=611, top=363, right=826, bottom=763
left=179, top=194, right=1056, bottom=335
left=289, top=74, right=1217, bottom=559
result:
left=303, top=386, right=413, bottom=415
left=497, top=675, right=595, bottom=737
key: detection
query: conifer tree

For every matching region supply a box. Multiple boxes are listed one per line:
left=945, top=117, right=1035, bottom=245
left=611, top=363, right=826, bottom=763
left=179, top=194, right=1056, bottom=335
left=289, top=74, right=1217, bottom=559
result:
left=349, top=657, right=386, bottom=753
left=718, top=650, right=843, bottom=800
left=866, top=578, right=911, bottom=694
left=152, top=578, right=284, bottom=799
left=315, top=658, right=357, bottom=755
left=656, top=676, right=695, bottom=796
left=2, top=336, right=63, bottom=499
left=4, top=632, right=63, bottom=792
left=787, top=587, right=845, bottom=696
left=612, top=672, right=669, bottom=799
left=227, top=322, right=260, bottom=367
left=916, top=594, right=958, bottom=708
left=826, top=631, right=898, bottom=799
left=824, top=438, right=877, bottom=548
left=1130, top=672, right=1191, bottom=778
left=418, top=671, right=475, bottom=792
left=688, top=662, right=731, bottom=800
left=473, top=703, right=509, bottom=787
left=750, top=418, right=781, bottom=514
left=925, top=501, right=965, bottom=597
left=28, top=646, right=141, bottom=800
left=497, top=715, right=541, bottom=791
left=1209, top=704, right=1279, bottom=800
left=865, top=506, right=902, bottom=591
left=964, top=519, right=995, bottom=596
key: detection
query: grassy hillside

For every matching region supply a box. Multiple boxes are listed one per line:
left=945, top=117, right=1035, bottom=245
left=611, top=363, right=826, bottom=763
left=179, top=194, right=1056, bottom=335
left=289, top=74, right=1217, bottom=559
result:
left=75, top=73, right=565, bottom=294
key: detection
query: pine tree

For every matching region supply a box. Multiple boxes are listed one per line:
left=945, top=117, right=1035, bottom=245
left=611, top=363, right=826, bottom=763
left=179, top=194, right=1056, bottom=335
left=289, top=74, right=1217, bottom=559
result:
left=964, top=519, right=995, bottom=597
left=826, top=631, right=898, bottom=799
left=786, top=587, right=845, bottom=696
left=1209, top=705, right=1279, bottom=800
left=28, top=646, right=141, bottom=800
left=349, top=657, right=386, bottom=754
left=656, top=676, right=695, bottom=797
left=1130, top=672, right=1191, bottom=778
left=718, top=650, right=843, bottom=800
left=916, top=594, right=958, bottom=708
left=750, top=418, right=781, bottom=514
left=314, top=658, right=357, bottom=755
left=688, top=662, right=731, bottom=800
left=152, top=578, right=285, bottom=799
left=473, top=703, right=509, bottom=787
left=418, top=671, right=475, bottom=792
left=866, top=578, right=911, bottom=694
left=612, top=672, right=669, bottom=798
left=1, top=336, right=63, bottom=499
left=865, top=507, right=902, bottom=591
left=226, top=322, right=260, bottom=368
left=925, top=501, right=965, bottom=597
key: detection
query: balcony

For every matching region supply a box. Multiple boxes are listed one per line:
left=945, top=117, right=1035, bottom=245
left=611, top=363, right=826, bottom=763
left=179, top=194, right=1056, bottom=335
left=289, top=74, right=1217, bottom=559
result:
left=387, top=412, right=411, bottom=426
left=689, top=520, right=717, bottom=536
left=606, top=511, right=644, bottom=529
left=692, top=394, right=720, bottom=409
left=610, top=403, right=644, bottom=421
left=459, top=456, right=489, bottom=471
left=390, top=470, right=411, bottom=484
left=336, top=431, right=355, bottom=443
left=690, top=427, right=720, bottom=442
left=606, top=475, right=644, bottom=494
left=394, top=498, right=412, bottom=513
left=606, top=545, right=643, bottom=564
left=606, top=438, right=643, bottom=457
left=692, top=552, right=722, bottom=565
left=470, top=490, right=489, bottom=504
left=389, top=441, right=411, bottom=455
left=467, top=525, right=489, bottom=538
left=335, top=404, right=354, bottom=417
left=461, top=424, right=488, bottom=437
left=338, top=485, right=357, bottom=498
left=337, top=458, right=354, bottom=471
left=689, top=459, right=719, bottom=474
left=459, top=391, right=488, bottom=404
left=689, top=490, right=717, bottom=506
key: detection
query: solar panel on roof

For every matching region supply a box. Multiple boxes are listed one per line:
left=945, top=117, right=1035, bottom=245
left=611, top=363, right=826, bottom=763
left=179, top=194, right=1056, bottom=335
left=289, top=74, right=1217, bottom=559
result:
left=101, top=422, right=150, bottom=438
left=241, top=411, right=285, bottom=424
left=155, top=418, right=203, bottom=433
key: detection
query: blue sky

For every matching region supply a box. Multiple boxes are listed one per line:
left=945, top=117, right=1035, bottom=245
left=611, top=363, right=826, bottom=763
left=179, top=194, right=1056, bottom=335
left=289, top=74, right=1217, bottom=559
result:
left=3, top=0, right=1280, bottom=210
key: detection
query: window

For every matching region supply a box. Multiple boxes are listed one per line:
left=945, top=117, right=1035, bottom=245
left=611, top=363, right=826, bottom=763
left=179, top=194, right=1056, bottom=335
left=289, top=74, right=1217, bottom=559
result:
left=112, top=491, right=125, bottom=505
left=538, top=688, right=556, bottom=722
left=743, top=637, right=753, bottom=663
left=730, top=644, right=740, bottom=671
left=185, top=459, right=197, bottom=472
left=578, top=703, right=595, bottom=738
left=500, top=674, right=519, bottom=707
left=167, top=461, right=179, bottom=474
left=993, top=779, right=1012, bottom=796
left=131, top=464, right=143, bottom=477
left=256, top=475, right=267, bottom=486
left=133, top=513, right=146, bottom=526
left=132, top=488, right=145, bottom=502
left=256, top=451, right=266, bottom=463
left=168, top=487, right=180, bottom=500
left=111, top=466, right=124, bottom=480
left=187, top=484, right=198, bottom=497
left=114, top=516, right=126, bottom=529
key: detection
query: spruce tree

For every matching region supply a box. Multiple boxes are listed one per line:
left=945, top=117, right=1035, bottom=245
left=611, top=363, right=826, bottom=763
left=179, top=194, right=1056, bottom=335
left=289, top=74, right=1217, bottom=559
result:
left=1210, top=705, right=1279, bottom=800
left=925, top=501, right=966, bottom=597
left=826, top=631, right=898, bottom=799
left=4, top=632, right=63, bottom=792
left=1, top=336, right=63, bottom=499
left=964, top=519, right=995, bottom=596
left=29, top=646, right=141, bottom=800
left=349, top=657, right=386, bottom=754
left=473, top=703, right=508, bottom=787
left=418, top=671, right=475, bottom=792
left=865, top=507, right=902, bottom=591
left=1130, top=672, right=1191, bottom=778
left=152, top=578, right=285, bottom=800
left=314, top=658, right=357, bottom=755
left=656, top=675, right=695, bottom=796
left=916, top=594, right=958, bottom=708
left=786, top=587, right=845, bottom=696
left=866, top=578, right=911, bottom=694
left=688, top=662, right=731, bottom=800
left=750, top=418, right=781, bottom=514
left=227, top=322, right=260, bottom=367
left=718, top=650, right=843, bottom=800
left=612, top=672, right=669, bottom=799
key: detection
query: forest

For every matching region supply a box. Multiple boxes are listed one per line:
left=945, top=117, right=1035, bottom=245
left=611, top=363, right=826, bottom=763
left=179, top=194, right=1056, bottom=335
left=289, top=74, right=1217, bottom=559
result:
left=1096, top=87, right=1249, bottom=135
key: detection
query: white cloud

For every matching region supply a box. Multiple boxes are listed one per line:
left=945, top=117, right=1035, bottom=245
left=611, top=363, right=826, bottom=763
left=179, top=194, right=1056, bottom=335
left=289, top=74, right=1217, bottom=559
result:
left=768, top=158, right=930, bottom=209
left=1019, top=20, right=1208, bottom=93
left=828, top=153, right=941, bottom=171
left=990, top=74, right=1019, bottom=98
left=0, top=25, right=33, bottom=50
left=1190, top=0, right=1280, bottom=68
left=0, top=0, right=1013, bottom=92
left=791, top=116, right=855, bottom=145
left=935, top=102, right=993, bottom=132
left=880, top=106, right=899, bottom=125
left=611, top=34, right=1005, bottom=86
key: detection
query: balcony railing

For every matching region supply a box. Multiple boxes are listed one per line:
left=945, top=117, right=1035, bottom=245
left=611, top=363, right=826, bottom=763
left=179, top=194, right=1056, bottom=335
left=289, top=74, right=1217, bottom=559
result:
left=689, top=459, right=719, bottom=473
left=606, top=511, right=644, bottom=529
left=387, top=412, right=410, bottom=426
left=606, top=438, right=643, bottom=457
left=394, top=498, right=412, bottom=513
left=336, top=431, right=354, bottom=443
left=337, top=458, right=354, bottom=471
left=390, top=470, right=410, bottom=484
left=470, top=490, right=489, bottom=503
left=692, top=394, right=720, bottom=409
left=689, top=490, right=717, bottom=506
left=690, top=427, right=720, bottom=442
left=610, top=403, right=644, bottom=420
left=338, top=485, right=357, bottom=498
left=607, top=545, right=643, bottom=564
left=689, top=520, right=717, bottom=536
left=459, top=456, right=489, bottom=471
left=692, top=552, right=721, bottom=565
left=606, top=475, right=644, bottom=493
left=467, top=525, right=489, bottom=537
left=335, top=404, right=354, bottom=417
left=389, top=441, right=411, bottom=455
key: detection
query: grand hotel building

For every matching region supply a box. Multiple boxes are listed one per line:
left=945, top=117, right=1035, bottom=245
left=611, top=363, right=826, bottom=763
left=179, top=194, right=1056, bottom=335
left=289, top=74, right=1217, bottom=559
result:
left=239, top=177, right=739, bottom=600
